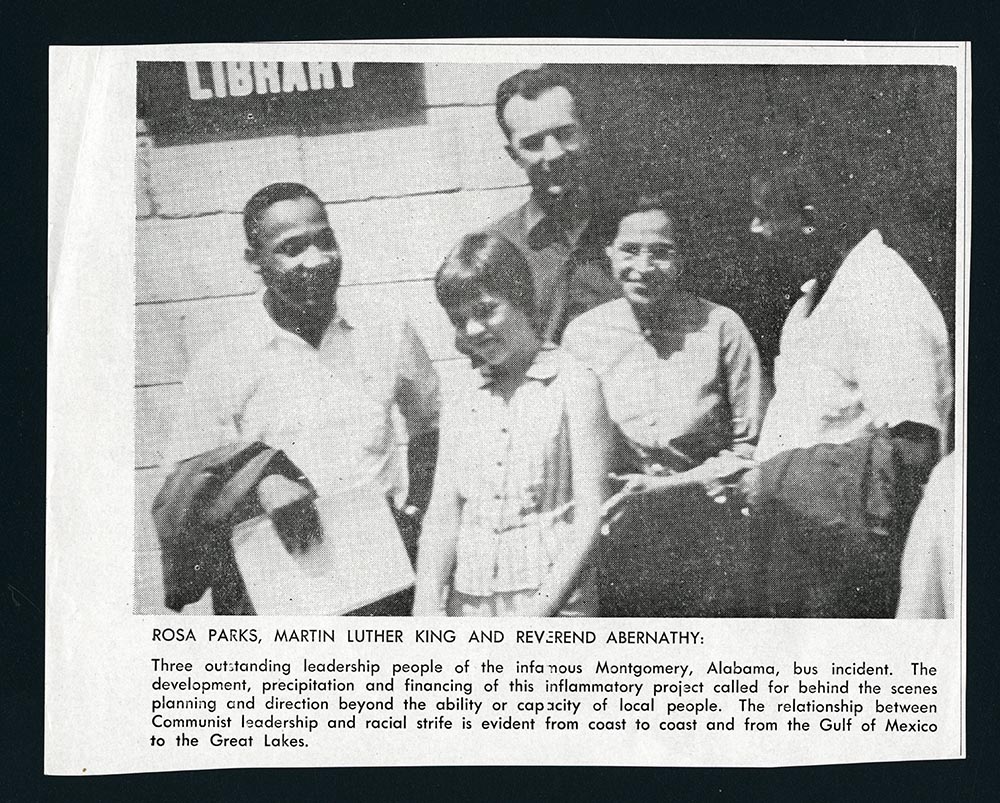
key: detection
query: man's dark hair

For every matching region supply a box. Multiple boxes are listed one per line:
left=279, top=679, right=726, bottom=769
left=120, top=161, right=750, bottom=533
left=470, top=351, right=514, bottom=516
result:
left=495, top=66, right=582, bottom=141
left=750, top=156, right=873, bottom=244
left=435, top=232, right=535, bottom=317
left=750, top=162, right=824, bottom=220
left=243, top=182, right=322, bottom=252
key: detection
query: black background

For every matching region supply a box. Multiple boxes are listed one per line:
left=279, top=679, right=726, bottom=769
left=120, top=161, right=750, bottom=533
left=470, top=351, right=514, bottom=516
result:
left=8, top=0, right=997, bottom=799
left=138, top=61, right=427, bottom=144
left=575, top=63, right=956, bottom=367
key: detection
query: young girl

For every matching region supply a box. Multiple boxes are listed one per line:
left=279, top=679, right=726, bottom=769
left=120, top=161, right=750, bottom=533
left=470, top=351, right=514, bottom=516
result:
left=413, top=233, right=612, bottom=617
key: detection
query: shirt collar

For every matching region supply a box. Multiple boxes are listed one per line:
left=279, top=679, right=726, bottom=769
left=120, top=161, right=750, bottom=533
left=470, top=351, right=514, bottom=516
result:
left=798, top=229, right=883, bottom=311
left=628, top=291, right=702, bottom=336
left=839, top=229, right=883, bottom=272
left=524, top=344, right=562, bottom=380
left=477, top=344, right=562, bottom=388
left=252, top=289, right=352, bottom=349
left=523, top=193, right=591, bottom=250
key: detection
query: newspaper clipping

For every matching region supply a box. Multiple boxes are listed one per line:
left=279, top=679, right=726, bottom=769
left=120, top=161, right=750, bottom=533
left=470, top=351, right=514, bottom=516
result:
left=46, top=41, right=968, bottom=773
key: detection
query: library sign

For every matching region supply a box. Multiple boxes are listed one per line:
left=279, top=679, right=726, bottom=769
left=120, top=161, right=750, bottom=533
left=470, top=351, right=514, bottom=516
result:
left=137, top=62, right=426, bottom=146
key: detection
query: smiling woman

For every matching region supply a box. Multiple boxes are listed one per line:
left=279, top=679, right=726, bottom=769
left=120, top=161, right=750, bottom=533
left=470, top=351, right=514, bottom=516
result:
left=562, top=193, right=766, bottom=616
left=606, top=198, right=683, bottom=309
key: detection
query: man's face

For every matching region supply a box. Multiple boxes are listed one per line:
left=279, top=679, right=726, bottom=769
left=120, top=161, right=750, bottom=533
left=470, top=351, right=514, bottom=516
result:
left=447, top=290, right=535, bottom=371
left=502, top=86, right=590, bottom=206
left=749, top=180, right=805, bottom=242
left=249, top=196, right=342, bottom=316
left=607, top=209, right=681, bottom=308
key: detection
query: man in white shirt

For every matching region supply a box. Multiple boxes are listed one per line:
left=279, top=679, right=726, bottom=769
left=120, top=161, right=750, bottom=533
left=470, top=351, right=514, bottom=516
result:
left=738, top=161, right=953, bottom=617
left=163, top=182, right=440, bottom=614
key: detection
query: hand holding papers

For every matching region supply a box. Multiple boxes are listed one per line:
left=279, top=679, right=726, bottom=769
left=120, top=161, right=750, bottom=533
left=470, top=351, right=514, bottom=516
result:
left=231, top=486, right=415, bottom=615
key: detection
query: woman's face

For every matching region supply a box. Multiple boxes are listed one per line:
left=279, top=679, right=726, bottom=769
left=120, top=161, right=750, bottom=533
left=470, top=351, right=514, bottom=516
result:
left=607, top=209, right=681, bottom=308
left=447, top=290, right=536, bottom=371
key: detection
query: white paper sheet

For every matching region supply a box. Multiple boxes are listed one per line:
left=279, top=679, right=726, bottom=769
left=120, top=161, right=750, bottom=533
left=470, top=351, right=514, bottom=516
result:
left=232, top=488, right=415, bottom=615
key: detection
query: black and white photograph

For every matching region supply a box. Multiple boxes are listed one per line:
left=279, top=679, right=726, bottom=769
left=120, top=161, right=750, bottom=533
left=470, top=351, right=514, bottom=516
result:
left=44, top=41, right=969, bottom=773
left=133, top=57, right=960, bottom=620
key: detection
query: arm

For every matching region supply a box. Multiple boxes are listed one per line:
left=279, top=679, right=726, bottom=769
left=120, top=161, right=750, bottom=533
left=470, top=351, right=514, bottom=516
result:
left=404, top=429, right=439, bottom=515
left=848, top=284, right=948, bottom=516
left=161, top=342, right=249, bottom=470
left=603, top=450, right=758, bottom=517
left=394, top=318, right=442, bottom=513
left=532, top=364, right=613, bottom=616
left=412, top=414, right=462, bottom=617
left=395, top=428, right=439, bottom=565
left=850, top=269, right=951, bottom=456
left=692, top=310, right=767, bottom=502
left=721, top=309, right=766, bottom=458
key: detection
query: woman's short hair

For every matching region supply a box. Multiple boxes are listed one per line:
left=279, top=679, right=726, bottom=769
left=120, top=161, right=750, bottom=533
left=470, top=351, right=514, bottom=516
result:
left=613, top=190, right=689, bottom=247
left=435, top=233, right=535, bottom=316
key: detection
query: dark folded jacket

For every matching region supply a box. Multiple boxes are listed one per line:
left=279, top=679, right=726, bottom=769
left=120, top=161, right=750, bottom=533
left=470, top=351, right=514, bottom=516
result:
left=753, top=426, right=915, bottom=618
left=151, top=442, right=313, bottom=613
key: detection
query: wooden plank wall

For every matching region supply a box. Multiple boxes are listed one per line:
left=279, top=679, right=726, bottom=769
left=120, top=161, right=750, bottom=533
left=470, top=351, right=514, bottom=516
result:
left=135, top=63, right=535, bottom=613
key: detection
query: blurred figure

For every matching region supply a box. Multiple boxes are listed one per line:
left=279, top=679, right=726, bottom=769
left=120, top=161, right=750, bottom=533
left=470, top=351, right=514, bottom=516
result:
left=897, top=454, right=956, bottom=619
left=739, top=160, right=953, bottom=617
left=414, top=233, right=612, bottom=617
left=562, top=193, right=765, bottom=616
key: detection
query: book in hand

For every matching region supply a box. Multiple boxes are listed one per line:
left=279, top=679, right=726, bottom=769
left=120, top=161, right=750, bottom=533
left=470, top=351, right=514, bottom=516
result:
left=231, top=485, right=415, bottom=615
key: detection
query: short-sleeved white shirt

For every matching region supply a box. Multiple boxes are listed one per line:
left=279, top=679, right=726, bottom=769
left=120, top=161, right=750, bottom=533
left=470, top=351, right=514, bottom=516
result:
left=164, top=291, right=440, bottom=504
left=755, top=230, right=952, bottom=462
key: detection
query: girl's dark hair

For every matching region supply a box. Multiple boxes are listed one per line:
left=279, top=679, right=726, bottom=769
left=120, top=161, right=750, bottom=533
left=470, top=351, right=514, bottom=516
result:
left=435, top=233, right=535, bottom=316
